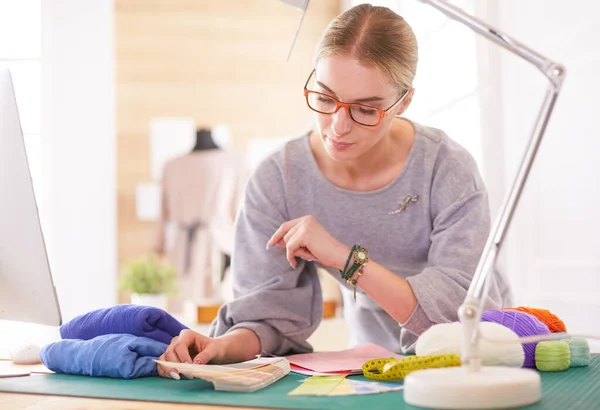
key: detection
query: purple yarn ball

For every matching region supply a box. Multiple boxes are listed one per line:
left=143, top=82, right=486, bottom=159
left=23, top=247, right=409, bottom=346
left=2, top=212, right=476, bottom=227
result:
left=481, top=309, right=550, bottom=368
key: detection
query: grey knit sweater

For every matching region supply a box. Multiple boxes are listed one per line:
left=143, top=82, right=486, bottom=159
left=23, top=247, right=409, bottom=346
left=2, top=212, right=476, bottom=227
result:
left=209, top=121, right=505, bottom=354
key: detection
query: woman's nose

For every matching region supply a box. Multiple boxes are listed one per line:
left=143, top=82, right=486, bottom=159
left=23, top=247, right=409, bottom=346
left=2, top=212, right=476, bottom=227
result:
left=331, top=106, right=352, bottom=137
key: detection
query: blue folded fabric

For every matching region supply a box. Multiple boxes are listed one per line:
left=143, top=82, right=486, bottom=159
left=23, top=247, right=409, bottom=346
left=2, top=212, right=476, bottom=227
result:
left=40, top=334, right=168, bottom=379
left=60, top=304, right=188, bottom=344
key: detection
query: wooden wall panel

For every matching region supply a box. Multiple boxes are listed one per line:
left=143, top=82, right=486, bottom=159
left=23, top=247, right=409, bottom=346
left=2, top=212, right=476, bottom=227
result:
left=115, top=0, right=339, bottom=295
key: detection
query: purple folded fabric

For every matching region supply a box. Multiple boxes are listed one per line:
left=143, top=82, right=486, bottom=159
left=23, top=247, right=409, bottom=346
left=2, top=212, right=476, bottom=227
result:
left=60, top=304, right=188, bottom=345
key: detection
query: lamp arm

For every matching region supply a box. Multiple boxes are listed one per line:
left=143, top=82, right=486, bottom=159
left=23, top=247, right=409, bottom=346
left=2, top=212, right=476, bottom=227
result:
left=417, top=0, right=564, bottom=85
left=417, top=0, right=566, bottom=370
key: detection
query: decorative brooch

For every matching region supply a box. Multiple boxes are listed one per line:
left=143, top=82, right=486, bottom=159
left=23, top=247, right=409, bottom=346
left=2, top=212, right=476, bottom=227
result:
left=389, top=194, right=419, bottom=215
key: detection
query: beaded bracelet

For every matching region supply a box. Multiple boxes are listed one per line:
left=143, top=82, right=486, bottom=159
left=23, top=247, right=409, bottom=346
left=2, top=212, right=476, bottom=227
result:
left=346, top=263, right=366, bottom=302
left=339, top=245, right=358, bottom=280
left=339, top=245, right=369, bottom=301
left=339, top=245, right=369, bottom=281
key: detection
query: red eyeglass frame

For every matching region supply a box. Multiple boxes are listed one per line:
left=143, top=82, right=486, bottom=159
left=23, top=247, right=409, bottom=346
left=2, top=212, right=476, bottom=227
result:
left=303, top=69, right=409, bottom=127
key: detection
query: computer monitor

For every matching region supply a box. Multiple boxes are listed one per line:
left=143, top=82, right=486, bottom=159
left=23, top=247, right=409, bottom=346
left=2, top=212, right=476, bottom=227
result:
left=0, top=68, right=62, bottom=326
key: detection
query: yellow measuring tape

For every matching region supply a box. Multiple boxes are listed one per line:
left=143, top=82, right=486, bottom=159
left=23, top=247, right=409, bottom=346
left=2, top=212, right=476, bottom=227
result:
left=362, top=354, right=461, bottom=381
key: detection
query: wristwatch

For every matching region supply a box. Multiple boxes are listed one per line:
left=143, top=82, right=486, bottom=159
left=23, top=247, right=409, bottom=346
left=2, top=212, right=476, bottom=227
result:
left=341, top=245, right=369, bottom=280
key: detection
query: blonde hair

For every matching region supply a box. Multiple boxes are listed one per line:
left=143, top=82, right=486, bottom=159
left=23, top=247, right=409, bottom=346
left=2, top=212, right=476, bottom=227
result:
left=314, top=4, right=418, bottom=92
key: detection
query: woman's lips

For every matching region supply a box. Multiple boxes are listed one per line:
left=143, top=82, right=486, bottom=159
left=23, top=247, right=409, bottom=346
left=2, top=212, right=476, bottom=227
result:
left=326, top=137, right=353, bottom=151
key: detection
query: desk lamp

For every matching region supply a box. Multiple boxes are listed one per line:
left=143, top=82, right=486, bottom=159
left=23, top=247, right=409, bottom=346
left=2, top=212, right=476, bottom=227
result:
left=402, top=1, right=565, bottom=408
left=280, top=1, right=566, bottom=408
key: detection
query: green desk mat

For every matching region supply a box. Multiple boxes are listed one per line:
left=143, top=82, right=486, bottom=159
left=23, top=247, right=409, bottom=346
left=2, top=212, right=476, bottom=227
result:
left=1, top=355, right=599, bottom=410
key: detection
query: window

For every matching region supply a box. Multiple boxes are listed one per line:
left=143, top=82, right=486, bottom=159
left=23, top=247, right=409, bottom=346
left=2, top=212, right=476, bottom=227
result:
left=399, top=0, right=482, bottom=166
left=0, top=0, right=49, bottom=352
left=0, top=0, right=43, bottom=199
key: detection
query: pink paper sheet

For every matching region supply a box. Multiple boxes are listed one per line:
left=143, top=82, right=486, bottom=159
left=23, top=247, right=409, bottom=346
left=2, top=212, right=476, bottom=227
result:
left=285, top=343, right=404, bottom=373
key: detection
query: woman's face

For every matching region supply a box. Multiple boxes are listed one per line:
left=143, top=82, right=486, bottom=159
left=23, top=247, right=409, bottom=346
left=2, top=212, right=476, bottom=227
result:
left=311, top=54, right=413, bottom=162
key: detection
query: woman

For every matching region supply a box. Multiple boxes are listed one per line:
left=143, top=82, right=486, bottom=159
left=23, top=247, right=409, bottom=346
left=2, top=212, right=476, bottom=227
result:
left=158, top=4, right=504, bottom=378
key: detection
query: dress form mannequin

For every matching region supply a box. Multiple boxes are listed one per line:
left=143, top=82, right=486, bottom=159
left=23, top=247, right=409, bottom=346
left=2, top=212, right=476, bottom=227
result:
left=192, top=128, right=219, bottom=151
left=153, top=127, right=245, bottom=318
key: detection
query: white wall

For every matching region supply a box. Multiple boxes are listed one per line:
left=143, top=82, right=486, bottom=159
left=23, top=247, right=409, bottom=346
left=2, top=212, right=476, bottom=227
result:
left=41, top=0, right=116, bottom=320
left=479, top=1, right=600, bottom=341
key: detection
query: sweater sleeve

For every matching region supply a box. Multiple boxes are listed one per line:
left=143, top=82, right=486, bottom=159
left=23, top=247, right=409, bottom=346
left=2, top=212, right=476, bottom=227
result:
left=402, top=149, right=503, bottom=336
left=208, top=157, right=323, bottom=355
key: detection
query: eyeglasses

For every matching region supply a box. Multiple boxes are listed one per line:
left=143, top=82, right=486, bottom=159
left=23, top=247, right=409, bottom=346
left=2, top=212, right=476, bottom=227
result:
left=303, top=69, right=408, bottom=127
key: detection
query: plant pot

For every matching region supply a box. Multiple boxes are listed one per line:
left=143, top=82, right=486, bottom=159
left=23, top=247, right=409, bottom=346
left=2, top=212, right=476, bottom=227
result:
left=131, top=293, right=168, bottom=311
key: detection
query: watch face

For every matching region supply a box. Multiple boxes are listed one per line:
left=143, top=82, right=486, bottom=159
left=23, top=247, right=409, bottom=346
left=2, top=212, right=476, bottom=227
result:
left=355, top=247, right=368, bottom=263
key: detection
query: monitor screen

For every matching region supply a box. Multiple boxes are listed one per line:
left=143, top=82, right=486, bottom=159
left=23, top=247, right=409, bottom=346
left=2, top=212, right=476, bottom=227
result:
left=0, top=68, right=61, bottom=326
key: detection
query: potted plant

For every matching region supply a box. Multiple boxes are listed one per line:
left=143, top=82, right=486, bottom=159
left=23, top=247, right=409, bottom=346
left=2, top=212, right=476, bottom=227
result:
left=119, top=254, right=177, bottom=310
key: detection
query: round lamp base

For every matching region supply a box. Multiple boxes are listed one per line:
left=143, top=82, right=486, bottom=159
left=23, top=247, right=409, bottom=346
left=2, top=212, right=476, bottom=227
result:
left=404, top=366, right=541, bottom=409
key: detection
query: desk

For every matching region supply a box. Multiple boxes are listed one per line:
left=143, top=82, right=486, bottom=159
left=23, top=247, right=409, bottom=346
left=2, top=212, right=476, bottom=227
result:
left=0, top=393, right=262, bottom=410
left=4, top=356, right=600, bottom=410
left=0, top=361, right=264, bottom=410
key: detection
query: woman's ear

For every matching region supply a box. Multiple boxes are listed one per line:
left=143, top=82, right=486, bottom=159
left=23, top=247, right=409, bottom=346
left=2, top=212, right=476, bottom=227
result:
left=395, top=88, right=415, bottom=117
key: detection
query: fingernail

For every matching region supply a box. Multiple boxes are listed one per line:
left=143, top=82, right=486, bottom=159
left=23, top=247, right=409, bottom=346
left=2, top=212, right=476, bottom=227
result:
left=265, top=243, right=270, bottom=250
left=169, top=371, right=180, bottom=380
left=183, top=373, right=194, bottom=380
left=194, top=358, right=203, bottom=364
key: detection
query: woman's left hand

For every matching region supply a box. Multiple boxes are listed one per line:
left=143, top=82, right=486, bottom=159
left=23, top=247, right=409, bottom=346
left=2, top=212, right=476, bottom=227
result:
left=267, top=215, right=350, bottom=270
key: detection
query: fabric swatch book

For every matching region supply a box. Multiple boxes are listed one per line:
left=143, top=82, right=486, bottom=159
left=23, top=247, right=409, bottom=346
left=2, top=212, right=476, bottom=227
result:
left=155, top=357, right=289, bottom=392
left=285, top=343, right=405, bottom=376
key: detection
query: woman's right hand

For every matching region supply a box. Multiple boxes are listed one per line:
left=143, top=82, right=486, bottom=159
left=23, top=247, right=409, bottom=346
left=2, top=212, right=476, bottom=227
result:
left=157, top=329, right=226, bottom=379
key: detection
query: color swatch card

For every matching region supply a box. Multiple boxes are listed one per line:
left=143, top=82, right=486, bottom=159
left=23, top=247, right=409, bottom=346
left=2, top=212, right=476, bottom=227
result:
left=328, top=379, right=404, bottom=395
left=288, top=375, right=346, bottom=396
left=288, top=375, right=404, bottom=396
left=155, top=357, right=289, bottom=392
left=286, top=343, right=404, bottom=375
